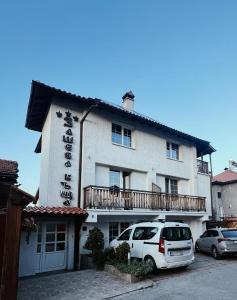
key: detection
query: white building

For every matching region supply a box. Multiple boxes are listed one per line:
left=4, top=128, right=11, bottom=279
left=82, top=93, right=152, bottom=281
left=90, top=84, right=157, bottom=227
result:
left=212, top=162, right=237, bottom=221
left=21, top=81, right=215, bottom=275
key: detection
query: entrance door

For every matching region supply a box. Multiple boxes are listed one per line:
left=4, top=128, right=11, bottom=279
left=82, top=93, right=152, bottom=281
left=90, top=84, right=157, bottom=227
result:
left=36, top=222, right=67, bottom=273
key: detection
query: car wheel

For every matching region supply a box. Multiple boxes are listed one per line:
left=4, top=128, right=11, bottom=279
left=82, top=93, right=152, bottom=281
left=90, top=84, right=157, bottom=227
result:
left=212, top=246, right=221, bottom=260
left=195, top=243, right=200, bottom=253
left=144, top=256, right=157, bottom=272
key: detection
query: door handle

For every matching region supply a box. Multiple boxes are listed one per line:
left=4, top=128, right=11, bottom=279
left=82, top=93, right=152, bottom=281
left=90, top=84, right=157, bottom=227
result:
left=132, top=243, right=133, bottom=248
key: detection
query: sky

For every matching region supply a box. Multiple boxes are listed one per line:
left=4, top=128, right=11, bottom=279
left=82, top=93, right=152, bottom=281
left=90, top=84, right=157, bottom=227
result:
left=0, top=0, right=237, bottom=195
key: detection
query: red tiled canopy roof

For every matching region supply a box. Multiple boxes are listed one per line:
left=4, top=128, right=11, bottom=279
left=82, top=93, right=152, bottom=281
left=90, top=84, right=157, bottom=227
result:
left=24, top=206, right=88, bottom=216
left=212, top=170, right=237, bottom=184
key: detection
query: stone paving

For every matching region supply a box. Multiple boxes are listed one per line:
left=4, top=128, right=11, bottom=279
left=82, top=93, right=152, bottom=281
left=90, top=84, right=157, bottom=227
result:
left=18, top=254, right=237, bottom=300
left=17, top=269, right=153, bottom=300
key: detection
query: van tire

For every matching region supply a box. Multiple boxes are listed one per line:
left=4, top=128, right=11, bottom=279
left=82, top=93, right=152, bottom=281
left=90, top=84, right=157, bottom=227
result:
left=144, top=256, right=157, bottom=272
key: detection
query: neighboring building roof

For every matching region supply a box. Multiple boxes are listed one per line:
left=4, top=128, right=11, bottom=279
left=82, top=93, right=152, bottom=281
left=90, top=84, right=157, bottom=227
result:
left=0, top=159, right=18, bottom=183
left=24, top=206, right=88, bottom=216
left=25, top=80, right=215, bottom=157
left=212, top=170, right=237, bottom=185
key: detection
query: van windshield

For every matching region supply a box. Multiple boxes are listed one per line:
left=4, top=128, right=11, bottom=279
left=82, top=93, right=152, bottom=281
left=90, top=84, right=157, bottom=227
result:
left=162, top=227, right=192, bottom=241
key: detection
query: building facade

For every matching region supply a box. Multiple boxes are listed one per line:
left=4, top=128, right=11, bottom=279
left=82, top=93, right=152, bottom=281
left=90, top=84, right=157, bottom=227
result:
left=24, top=81, right=215, bottom=271
left=212, top=164, right=237, bottom=222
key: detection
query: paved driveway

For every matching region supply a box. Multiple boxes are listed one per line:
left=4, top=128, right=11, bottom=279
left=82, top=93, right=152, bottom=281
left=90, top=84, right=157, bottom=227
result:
left=117, top=254, right=237, bottom=300
left=18, top=254, right=237, bottom=300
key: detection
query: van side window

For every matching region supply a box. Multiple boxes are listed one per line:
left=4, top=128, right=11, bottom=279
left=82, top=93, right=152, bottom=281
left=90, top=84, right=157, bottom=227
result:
left=132, top=227, right=158, bottom=240
left=117, top=229, right=132, bottom=241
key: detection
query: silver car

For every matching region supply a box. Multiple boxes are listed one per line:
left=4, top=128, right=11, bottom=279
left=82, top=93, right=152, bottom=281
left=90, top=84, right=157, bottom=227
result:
left=195, top=228, right=237, bottom=259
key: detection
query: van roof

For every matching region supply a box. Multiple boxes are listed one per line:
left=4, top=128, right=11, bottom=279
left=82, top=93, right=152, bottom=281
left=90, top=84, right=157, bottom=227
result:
left=130, top=221, right=189, bottom=228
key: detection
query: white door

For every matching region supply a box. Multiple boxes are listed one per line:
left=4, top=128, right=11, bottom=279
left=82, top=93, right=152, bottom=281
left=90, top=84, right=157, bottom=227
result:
left=36, top=222, right=68, bottom=273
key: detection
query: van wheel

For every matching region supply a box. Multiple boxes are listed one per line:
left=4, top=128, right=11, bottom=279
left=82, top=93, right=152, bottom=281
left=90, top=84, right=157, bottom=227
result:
left=144, top=256, right=157, bottom=273
left=212, top=246, right=221, bottom=260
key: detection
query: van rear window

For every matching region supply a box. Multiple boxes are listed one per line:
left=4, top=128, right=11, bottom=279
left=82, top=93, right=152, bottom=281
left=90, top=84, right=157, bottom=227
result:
left=162, top=227, right=192, bottom=241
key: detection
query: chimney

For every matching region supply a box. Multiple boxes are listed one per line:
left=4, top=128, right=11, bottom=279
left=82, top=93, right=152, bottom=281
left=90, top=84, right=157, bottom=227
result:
left=122, top=90, right=135, bottom=111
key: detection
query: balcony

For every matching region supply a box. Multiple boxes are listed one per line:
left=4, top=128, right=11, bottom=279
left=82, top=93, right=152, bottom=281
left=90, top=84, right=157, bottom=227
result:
left=84, top=185, right=206, bottom=212
left=197, top=159, right=209, bottom=174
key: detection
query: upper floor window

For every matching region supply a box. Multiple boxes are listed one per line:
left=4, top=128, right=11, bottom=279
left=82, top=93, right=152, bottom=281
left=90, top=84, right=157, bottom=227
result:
left=112, top=123, right=132, bottom=147
left=166, top=142, right=179, bottom=160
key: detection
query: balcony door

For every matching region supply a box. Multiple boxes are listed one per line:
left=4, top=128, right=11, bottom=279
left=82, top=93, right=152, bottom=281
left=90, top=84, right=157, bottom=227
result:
left=109, top=169, right=130, bottom=190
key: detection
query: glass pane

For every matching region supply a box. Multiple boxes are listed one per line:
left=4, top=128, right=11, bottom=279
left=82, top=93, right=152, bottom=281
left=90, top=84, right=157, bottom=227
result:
left=46, top=233, right=55, bottom=242
left=109, top=170, right=120, bottom=187
left=57, top=233, right=65, bottom=241
left=120, top=222, right=129, bottom=233
left=46, top=223, right=56, bottom=232
left=57, top=224, right=66, bottom=232
left=37, top=233, right=42, bottom=243
left=222, top=230, right=237, bottom=238
left=56, top=243, right=65, bottom=251
left=123, top=128, right=131, bottom=147
left=171, top=143, right=179, bottom=160
left=109, top=222, right=119, bottom=242
left=45, top=243, right=55, bottom=252
left=112, top=124, right=122, bottom=144
left=37, top=244, right=41, bottom=253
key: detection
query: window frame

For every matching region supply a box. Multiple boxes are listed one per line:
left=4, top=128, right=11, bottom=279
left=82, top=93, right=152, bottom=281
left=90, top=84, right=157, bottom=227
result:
left=166, top=142, right=179, bottom=160
left=112, top=123, right=132, bottom=148
left=165, top=177, right=178, bottom=195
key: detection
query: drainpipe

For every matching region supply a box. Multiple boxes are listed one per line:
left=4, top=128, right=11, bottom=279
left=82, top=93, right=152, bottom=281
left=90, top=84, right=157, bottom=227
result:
left=209, top=153, right=215, bottom=221
left=74, top=103, right=98, bottom=270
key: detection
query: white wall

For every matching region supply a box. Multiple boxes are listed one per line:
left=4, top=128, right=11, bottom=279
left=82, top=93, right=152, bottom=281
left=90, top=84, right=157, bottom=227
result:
left=197, top=173, right=212, bottom=216
left=39, top=99, right=81, bottom=206
left=38, top=99, right=211, bottom=213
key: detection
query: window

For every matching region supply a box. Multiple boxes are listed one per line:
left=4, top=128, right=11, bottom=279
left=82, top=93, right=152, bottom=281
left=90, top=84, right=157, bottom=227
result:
left=117, top=229, right=132, bottom=241
left=222, top=230, right=237, bottom=238
left=109, top=222, right=130, bottom=242
left=109, top=170, right=120, bottom=187
left=120, top=222, right=130, bottom=233
left=109, top=222, right=119, bottom=242
left=112, top=123, right=132, bottom=147
left=166, top=142, right=179, bottom=160
left=217, top=192, right=222, bottom=199
left=132, top=227, right=159, bottom=240
left=162, top=227, right=192, bottom=241
left=165, top=178, right=178, bottom=195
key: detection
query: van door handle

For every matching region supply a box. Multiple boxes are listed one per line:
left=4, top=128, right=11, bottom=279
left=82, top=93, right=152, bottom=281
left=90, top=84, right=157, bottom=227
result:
left=131, top=243, right=133, bottom=248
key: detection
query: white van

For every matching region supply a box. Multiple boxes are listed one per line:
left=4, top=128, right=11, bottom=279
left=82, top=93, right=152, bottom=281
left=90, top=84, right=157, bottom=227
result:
left=110, top=221, right=194, bottom=270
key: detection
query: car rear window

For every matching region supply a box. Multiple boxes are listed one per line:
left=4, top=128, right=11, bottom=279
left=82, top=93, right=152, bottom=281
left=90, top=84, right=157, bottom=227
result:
left=222, top=230, right=237, bottom=238
left=132, top=227, right=159, bottom=240
left=162, top=227, right=192, bottom=241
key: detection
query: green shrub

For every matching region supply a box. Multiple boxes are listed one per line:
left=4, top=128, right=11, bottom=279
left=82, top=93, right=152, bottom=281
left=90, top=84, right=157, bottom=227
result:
left=84, top=227, right=104, bottom=254
left=84, top=227, right=104, bottom=269
left=115, top=242, right=130, bottom=263
left=104, top=247, right=116, bottom=264
left=115, top=260, right=153, bottom=278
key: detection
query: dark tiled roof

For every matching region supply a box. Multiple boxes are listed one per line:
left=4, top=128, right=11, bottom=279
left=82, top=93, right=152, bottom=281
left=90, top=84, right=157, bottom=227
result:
left=25, top=80, right=215, bottom=157
left=24, top=206, right=88, bottom=216
left=0, top=159, right=18, bottom=183
left=212, top=170, right=237, bottom=184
